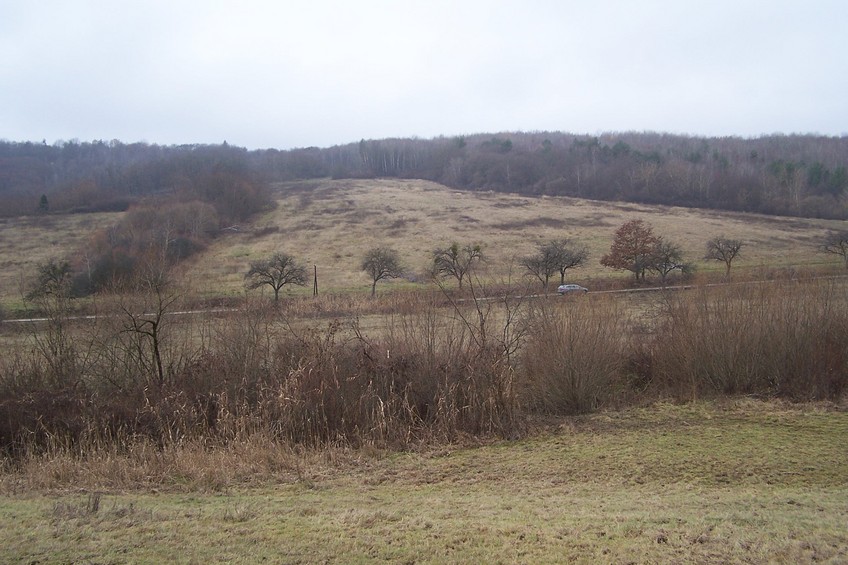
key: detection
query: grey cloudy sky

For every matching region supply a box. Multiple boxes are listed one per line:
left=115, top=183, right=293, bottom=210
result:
left=2, top=0, right=846, bottom=149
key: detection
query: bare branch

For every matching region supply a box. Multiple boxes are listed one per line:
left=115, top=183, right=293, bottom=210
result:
left=820, top=230, right=848, bottom=268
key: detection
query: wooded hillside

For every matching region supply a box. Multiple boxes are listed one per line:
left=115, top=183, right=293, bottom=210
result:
left=2, top=132, right=847, bottom=219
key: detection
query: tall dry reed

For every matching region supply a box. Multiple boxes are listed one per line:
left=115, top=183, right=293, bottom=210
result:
left=650, top=280, right=848, bottom=400
left=2, top=279, right=845, bottom=463
left=520, top=297, right=628, bottom=414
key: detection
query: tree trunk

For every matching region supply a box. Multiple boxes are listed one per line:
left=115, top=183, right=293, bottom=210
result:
left=151, top=321, right=164, bottom=387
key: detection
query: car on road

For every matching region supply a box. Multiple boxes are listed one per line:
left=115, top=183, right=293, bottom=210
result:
left=557, top=284, right=588, bottom=294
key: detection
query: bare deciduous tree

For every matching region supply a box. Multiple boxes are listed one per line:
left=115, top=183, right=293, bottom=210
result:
left=521, top=252, right=557, bottom=289
left=705, top=237, right=744, bottom=277
left=245, top=252, right=307, bottom=302
left=820, top=230, right=848, bottom=269
left=119, top=270, right=179, bottom=388
left=362, top=247, right=403, bottom=297
left=549, top=239, right=589, bottom=285
left=650, top=239, right=692, bottom=285
left=522, top=239, right=588, bottom=289
left=433, top=242, right=482, bottom=289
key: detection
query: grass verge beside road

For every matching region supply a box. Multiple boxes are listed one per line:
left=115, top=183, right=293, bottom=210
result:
left=2, top=400, right=845, bottom=563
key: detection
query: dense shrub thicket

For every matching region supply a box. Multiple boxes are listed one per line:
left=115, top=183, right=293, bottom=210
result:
left=1, top=280, right=845, bottom=457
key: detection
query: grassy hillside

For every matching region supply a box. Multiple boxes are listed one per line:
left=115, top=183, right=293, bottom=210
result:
left=1, top=178, right=845, bottom=308
left=186, top=178, right=846, bottom=299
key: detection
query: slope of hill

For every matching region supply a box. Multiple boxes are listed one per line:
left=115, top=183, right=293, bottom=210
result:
left=182, top=178, right=846, bottom=299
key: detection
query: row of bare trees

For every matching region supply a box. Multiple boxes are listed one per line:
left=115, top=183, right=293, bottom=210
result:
left=32, top=225, right=844, bottom=315
left=597, top=221, right=848, bottom=281
left=244, top=244, right=484, bottom=300
left=599, top=220, right=745, bottom=284
left=242, top=226, right=848, bottom=301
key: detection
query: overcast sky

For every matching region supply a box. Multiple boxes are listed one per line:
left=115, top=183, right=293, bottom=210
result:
left=2, top=0, right=846, bottom=150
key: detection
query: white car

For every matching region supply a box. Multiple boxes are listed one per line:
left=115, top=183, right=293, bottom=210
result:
left=557, top=284, right=588, bottom=294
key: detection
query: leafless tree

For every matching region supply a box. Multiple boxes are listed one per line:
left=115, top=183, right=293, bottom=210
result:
left=245, top=252, right=307, bottom=301
left=650, top=239, right=692, bottom=285
left=433, top=242, right=483, bottom=289
left=117, top=263, right=179, bottom=388
left=521, top=252, right=557, bottom=289
left=704, top=237, right=744, bottom=277
left=820, top=230, right=848, bottom=268
left=522, top=239, right=588, bottom=289
left=362, top=247, right=403, bottom=297
left=550, top=239, right=589, bottom=285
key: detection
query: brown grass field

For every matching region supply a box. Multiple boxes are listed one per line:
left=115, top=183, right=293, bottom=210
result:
left=188, top=178, right=846, bottom=299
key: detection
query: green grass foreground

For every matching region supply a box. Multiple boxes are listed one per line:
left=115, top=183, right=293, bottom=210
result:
left=1, top=400, right=846, bottom=563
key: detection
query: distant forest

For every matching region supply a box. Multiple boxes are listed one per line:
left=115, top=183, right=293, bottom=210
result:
left=2, top=132, right=847, bottom=219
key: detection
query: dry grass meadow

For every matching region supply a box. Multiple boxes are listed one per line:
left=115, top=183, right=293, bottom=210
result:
left=178, top=178, right=846, bottom=299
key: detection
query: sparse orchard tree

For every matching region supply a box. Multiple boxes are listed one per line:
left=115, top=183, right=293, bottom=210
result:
left=650, top=239, right=692, bottom=285
left=704, top=237, right=744, bottom=277
left=550, top=239, right=589, bottom=285
left=433, top=242, right=483, bottom=289
left=521, top=251, right=557, bottom=289
left=245, top=252, right=307, bottom=302
left=362, top=247, right=403, bottom=297
left=521, top=239, right=588, bottom=289
left=820, top=230, right=848, bottom=269
left=601, top=219, right=660, bottom=282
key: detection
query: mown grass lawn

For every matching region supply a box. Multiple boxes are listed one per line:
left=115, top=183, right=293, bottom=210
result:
left=1, top=400, right=846, bottom=563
